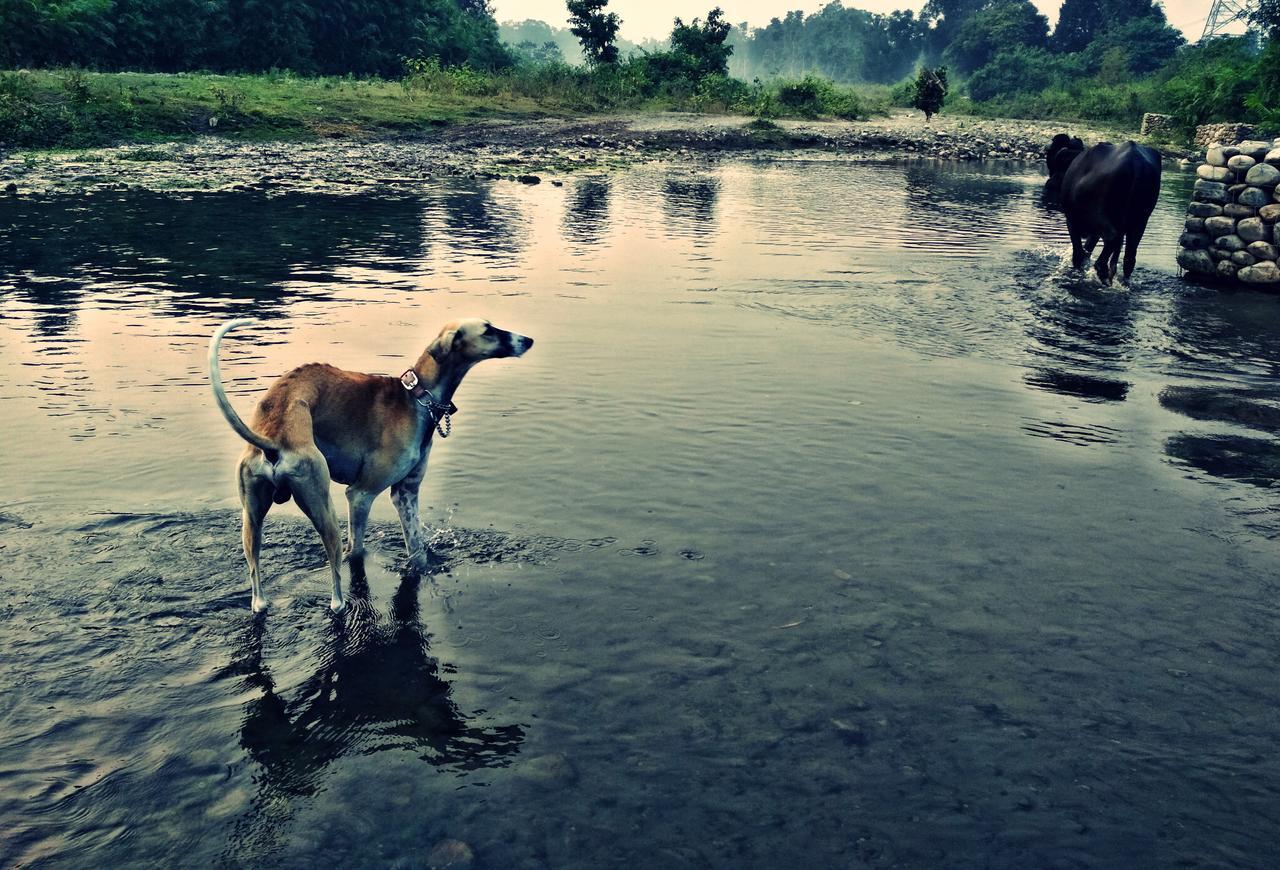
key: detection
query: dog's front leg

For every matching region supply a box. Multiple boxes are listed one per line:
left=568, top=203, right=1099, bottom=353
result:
left=344, top=487, right=376, bottom=560
left=390, top=479, right=428, bottom=571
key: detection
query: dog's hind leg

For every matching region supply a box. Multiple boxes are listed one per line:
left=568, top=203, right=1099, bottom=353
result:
left=344, top=487, right=376, bottom=561
left=289, top=453, right=347, bottom=614
left=239, top=465, right=274, bottom=613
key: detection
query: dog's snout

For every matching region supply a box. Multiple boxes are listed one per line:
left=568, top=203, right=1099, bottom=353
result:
left=511, top=333, right=533, bottom=356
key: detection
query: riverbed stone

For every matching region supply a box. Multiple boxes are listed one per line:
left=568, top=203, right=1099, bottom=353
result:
left=1216, top=234, right=1247, bottom=252
left=1239, top=261, right=1280, bottom=284
left=1179, top=230, right=1211, bottom=249
left=1268, top=149, right=1280, bottom=166
left=427, top=839, right=475, bottom=870
left=1177, top=247, right=1216, bottom=273
left=1188, top=201, right=1224, bottom=217
left=1237, top=217, right=1271, bottom=243
left=1259, top=203, right=1280, bottom=223
left=1177, top=248, right=1216, bottom=274
left=1217, top=260, right=1239, bottom=279
left=1228, top=154, right=1257, bottom=172
left=1204, top=215, right=1237, bottom=236
left=1197, top=164, right=1232, bottom=182
left=1193, top=179, right=1229, bottom=203
left=1232, top=251, right=1257, bottom=266
left=1206, top=147, right=1227, bottom=166
left=1224, top=203, right=1256, bottom=219
left=1238, top=186, right=1271, bottom=207
left=1240, top=140, right=1272, bottom=160
left=1186, top=217, right=1206, bottom=232
left=1209, top=246, right=1232, bottom=261
left=1247, top=241, right=1279, bottom=260
left=1246, top=163, right=1280, bottom=187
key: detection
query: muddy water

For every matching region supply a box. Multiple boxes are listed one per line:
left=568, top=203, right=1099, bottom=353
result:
left=2, top=159, right=1279, bottom=869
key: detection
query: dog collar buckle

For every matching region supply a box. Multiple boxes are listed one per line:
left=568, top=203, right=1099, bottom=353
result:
left=400, top=369, right=422, bottom=394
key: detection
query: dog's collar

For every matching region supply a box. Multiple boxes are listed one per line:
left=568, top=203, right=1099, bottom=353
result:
left=400, top=369, right=457, bottom=438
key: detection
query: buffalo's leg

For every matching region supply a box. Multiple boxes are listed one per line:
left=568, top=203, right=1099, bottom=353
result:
left=1067, top=220, right=1088, bottom=270
left=1121, top=215, right=1151, bottom=283
left=1094, top=237, right=1122, bottom=284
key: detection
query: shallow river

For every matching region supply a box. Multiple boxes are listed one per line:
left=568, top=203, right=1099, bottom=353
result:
left=2, top=158, right=1279, bottom=869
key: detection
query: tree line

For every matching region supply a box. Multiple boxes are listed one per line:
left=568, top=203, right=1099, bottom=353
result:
left=0, top=0, right=509, bottom=76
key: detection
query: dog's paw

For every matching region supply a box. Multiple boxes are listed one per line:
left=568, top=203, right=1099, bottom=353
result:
left=251, top=597, right=271, bottom=614
left=342, top=546, right=365, bottom=562
left=330, top=597, right=347, bottom=615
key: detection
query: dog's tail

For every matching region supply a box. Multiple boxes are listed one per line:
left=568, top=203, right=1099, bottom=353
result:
left=209, top=319, right=280, bottom=456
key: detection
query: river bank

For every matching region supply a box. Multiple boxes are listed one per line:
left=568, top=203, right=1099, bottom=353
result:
left=2, top=110, right=1160, bottom=196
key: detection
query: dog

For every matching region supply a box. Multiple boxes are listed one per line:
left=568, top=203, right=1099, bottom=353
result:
left=209, top=318, right=533, bottom=613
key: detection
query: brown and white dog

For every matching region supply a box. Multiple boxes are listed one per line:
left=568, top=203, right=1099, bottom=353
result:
left=209, top=318, right=533, bottom=613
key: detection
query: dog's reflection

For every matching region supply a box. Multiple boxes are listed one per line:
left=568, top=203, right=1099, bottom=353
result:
left=230, top=557, right=524, bottom=800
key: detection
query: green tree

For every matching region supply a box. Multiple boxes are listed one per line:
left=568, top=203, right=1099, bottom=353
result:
left=566, top=0, right=621, bottom=65
left=921, top=0, right=987, bottom=61
left=966, top=46, right=1062, bottom=100
left=912, top=65, right=948, bottom=120
left=670, top=7, right=733, bottom=78
left=943, top=0, right=1048, bottom=74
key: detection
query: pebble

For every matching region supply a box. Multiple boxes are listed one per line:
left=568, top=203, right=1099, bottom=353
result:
left=1223, top=203, right=1256, bottom=218
left=1193, top=179, right=1229, bottom=203
left=1187, top=201, right=1223, bottom=217
left=1246, top=163, right=1280, bottom=187
left=1259, top=203, right=1280, bottom=222
left=1238, top=187, right=1271, bottom=207
left=1227, top=154, right=1257, bottom=172
left=1236, top=217, right=1271, bottom=243
left=1178, top=231, right=1211, bottom=250
left=1217, top=260, right=1238, bottom=278
left=1185, top=217, right=1205, bottom=232
left=1204, top=215, right=1236, bottom=236
left=1177, top=247, right=1215, bottom=274
left=1196, top=164, right=1232, bottom=182
left=428, top=839, right=475, bottom=870
left=517, top=752, right=578, bottom=783
left=1231, top=250, right=1257, bottom=266
left=1239, top=260, right=1280, bottom=284
left=1247, top=240, right=1278, bottom=260
left=1216, top=234, right=1246, bottom=252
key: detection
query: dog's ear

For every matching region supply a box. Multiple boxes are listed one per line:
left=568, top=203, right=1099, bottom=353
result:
left=429, top=325, right=459, bottom=359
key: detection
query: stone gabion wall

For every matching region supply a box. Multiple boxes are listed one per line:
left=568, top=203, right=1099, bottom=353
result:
left=1194, top=123, right=1257, bottom=150
left=1177, top=138, right=1280, bottom=287
left=1140, top=113, right=1174, bottom=138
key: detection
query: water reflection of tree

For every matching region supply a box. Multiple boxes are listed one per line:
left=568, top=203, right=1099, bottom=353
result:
left=901, top=162, right=1025, bottom=224
left=0, top=190, right=428, bottom=331
left=661, top=174, right=719, bottom=241
left=561, top=178, right=611, bottom=248
left=221, top=558, right=523, bottom=858
left=435, top=183, right=525, bottom=261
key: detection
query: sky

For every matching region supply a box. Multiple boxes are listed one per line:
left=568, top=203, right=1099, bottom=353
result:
left=495, top=0, right=1236, bottom=44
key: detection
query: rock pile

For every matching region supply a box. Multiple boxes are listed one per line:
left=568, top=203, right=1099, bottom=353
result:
left=1194, top=123, right=1257, bottom=150
left=1140, top=113, right=1174, bottom=138
left=1177, top=137, right=1280, bottom=287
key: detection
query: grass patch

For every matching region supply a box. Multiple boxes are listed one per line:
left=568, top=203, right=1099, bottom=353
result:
left=0, top=66, right=892, bottom=150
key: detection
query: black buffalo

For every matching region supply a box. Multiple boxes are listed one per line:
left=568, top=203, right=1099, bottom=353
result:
left=1045, top=134, right=1162, bottom=284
